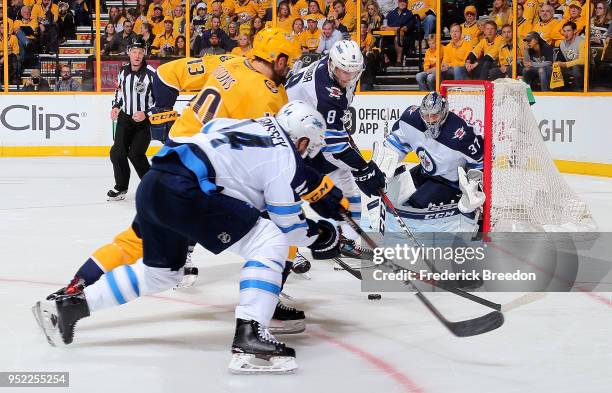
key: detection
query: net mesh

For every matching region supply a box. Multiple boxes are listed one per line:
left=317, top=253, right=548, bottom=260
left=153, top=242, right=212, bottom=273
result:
left=445, top=79, right=596, bottom=232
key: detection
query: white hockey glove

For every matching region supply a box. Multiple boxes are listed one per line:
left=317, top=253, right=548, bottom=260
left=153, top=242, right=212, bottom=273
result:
left=458, top=167, right=486, bottom=214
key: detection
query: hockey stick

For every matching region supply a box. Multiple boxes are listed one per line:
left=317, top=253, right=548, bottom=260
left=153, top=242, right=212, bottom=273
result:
left=339, top=211, right=504, bottom=337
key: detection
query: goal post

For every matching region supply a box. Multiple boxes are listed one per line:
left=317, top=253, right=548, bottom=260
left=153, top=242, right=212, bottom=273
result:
left=440, top=79, right=596, bottom=233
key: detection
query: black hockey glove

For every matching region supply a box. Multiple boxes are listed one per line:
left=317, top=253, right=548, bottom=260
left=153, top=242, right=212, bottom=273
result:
left=301, top=175, right=349, bottom=221
left=149, top=107, right=178, bottom=142
left=352, top=161, right=386, bottom=197
left=308, top=220, right=340, bottom=260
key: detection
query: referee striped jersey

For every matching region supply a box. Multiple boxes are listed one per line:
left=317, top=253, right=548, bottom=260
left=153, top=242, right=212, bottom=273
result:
left=112, top=61, right=157, bottom=116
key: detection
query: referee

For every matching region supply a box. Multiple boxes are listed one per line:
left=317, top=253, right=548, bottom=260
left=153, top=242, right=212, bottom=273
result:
left=108, top=37, right=156, bottom=201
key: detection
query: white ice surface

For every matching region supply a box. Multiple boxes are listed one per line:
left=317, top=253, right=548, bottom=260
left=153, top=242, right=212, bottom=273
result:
left=1, top=158, right=611, bottom=393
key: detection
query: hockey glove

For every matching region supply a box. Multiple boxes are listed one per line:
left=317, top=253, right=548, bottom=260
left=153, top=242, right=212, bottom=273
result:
left=308, top=220, right=340, bottom=260
left=352, top=161, right=386, bottom=197
left=301, top=175, right=349, bottom=220
left=458, top=167, right=486, bottom=213
left=149, top=107, right=178, bottom=142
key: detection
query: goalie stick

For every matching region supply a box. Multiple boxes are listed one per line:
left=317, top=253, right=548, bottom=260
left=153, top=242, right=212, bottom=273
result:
left=338, top=210, right=504, bottom=337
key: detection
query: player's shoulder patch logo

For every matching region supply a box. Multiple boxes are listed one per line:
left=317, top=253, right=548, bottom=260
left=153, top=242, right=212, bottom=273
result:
left=453, top=127, right=466, bottom=140
left=416, top=147, right=436, bottom=174
left=217, top=232, right=231, bottom=244
left=326, top=86, right=343, bottom=99
left=264, top=79, right=279, bottom=93
left=408, top=105, right=418, bottom=115
left=219, top=55, right=234, bottom=62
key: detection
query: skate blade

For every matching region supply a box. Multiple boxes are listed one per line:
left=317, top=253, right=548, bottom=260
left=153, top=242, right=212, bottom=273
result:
left=269, top=319, right=306, bottom=335
left=292, top=272, right=311, bottom=280
left=228, top=354, right=297, bottom=375
left=173, top=274, right=198, bottom=290
left=107, top=195, right=126, bottom=201
left=32, top=301, right=62, bottom=347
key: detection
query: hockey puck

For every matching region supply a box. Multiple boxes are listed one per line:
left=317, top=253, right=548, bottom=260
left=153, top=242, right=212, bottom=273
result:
left=368, top=294, right=382, bottom=300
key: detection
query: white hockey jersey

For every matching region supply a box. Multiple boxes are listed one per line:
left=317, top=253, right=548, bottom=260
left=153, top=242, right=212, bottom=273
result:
left=385, top=105, right=484, bottom=183
left=156, top=117, right=317, bottom=247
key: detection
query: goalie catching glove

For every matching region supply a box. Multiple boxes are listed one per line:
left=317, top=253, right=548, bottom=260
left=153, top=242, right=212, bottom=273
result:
left=301, top=173, right=349, bottom=220
left=149, top=107, right=178, bottom=142
left=352, top=161, right=386, bottom=197
left=458, top=167, right=486, bottom=214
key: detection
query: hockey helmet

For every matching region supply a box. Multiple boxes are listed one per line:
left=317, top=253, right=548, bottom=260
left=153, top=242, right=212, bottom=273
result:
left=420, top=92, right=449, bottom=139
left=251, top=27, right=302, bottom=67
left=275, top=100, right=326, bottom=158
left=328, top=40, right=364, bottom=89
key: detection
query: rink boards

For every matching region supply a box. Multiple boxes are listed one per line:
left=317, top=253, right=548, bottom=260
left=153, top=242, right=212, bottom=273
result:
left=0, top=94, right=610, bottom=177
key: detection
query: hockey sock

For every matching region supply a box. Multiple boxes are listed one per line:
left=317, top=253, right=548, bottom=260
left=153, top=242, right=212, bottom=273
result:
left=235, top=259, right=284, bottom=326
left=84, top=263, right=181, bottom=312
left=76, top=258, right=105, bottom=286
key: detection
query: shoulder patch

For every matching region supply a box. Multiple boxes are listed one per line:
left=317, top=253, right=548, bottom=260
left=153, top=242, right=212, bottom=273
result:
left=264, top=79, right=279, bottom=93
left=326, top=86, right=343, bottom=99
left=452, top=127, right=466, bottom=140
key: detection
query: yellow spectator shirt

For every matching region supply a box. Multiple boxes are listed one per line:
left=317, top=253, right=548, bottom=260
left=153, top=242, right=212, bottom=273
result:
left=423, top=46, right=440, bottom=71
left=443, top=39, right=472, bottom=67
left=461, top=22, right=482, bottom=48
left=31, top=3, right=59, bottom=23
left=408, top=0, right=436, bottom=19
left=498, top=43, right=513, bottom=67
left=152, top=32, right=177, bottom=54
left=533, top=19, right=564, bottom=46
left=0, top=34, right=20, bottom=56
left=300, top=29, right=321, bottom=51
left=290, top=0, right=310, bottom=18
left=230, top=46, right=253, bottom=57
left=471, top=35, right=504, bottom=61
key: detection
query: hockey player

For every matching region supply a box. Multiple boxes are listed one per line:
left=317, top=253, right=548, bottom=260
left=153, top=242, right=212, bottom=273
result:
left=44, top=28, right=306, bottom=331
left=373, top=92, right=485, bottom=233
left=148, top=54, right=237, bottom=142
left=33, top=102, right=347, bottom=374
left=285, top=40, right=386, bottom=258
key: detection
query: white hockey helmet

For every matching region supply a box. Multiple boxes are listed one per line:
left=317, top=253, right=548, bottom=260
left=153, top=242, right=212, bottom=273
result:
left=275, top=100, right=326, bottom=158
left=328, top=40, right=364, bottom=89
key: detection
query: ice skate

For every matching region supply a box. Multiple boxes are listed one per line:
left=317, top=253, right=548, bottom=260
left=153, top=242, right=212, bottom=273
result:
left=46, top=276, right=85, bottom=301
left=229, top=318, right=297, bottom=374
left=338, top=236, right=373, bottom=261
left=174, top=250, right=199, bottom=289
left=269, top=302, right=306, bottom=335
left=107, top=187, right=127, bottom=201
left=291, top=252, right=311, bottom=275
left=32, top=291, right=90, bottom=347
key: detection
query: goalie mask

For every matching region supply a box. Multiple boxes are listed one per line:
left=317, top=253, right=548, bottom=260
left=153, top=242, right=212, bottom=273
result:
left=420, top=92, right=449, bottom=139
left=275, top=100, right=326, bottom=158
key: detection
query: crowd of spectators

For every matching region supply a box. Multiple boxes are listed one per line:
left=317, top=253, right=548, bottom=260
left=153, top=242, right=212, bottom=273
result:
left=2, top=0, right=89, bottom=72
left=358, top=0, right=611, bottom=92
left=2, top=0, right=610, bottom=91
left=102, top=1, right=187, bottom=56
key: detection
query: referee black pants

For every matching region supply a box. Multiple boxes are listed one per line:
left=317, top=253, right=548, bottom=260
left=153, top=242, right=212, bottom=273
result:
left=110, top=111, right=151, bottom=191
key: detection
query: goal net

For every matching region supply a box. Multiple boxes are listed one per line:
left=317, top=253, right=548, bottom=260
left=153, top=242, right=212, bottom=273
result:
left=440, top=79, right=596, bottom=233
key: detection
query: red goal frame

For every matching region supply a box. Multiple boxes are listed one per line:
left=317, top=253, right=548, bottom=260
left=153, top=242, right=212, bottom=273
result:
left=440, top=80, right=494, bottom=233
